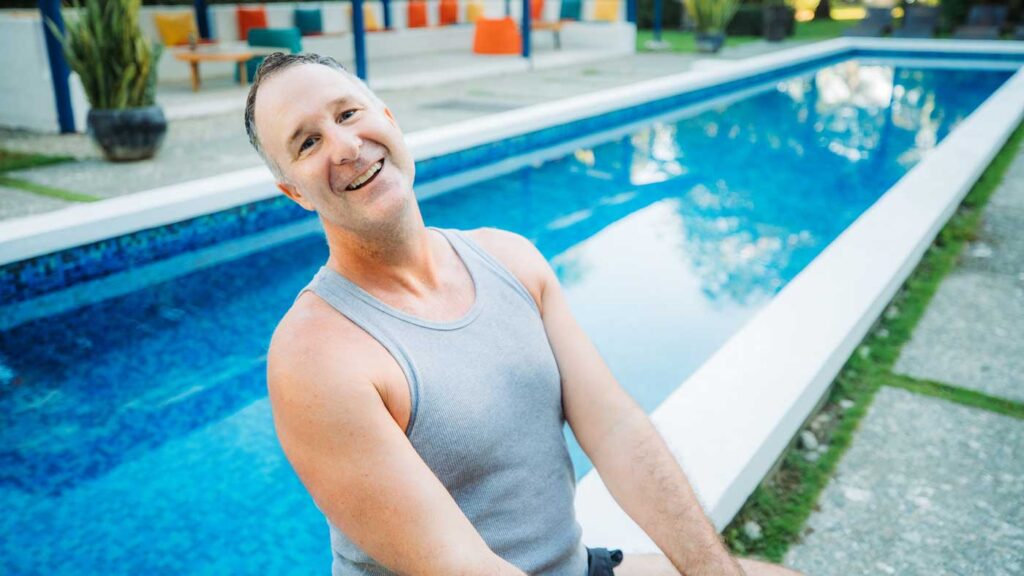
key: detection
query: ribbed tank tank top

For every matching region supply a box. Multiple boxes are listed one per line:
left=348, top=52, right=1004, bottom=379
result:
left=302, top=227, right=587, bottom=576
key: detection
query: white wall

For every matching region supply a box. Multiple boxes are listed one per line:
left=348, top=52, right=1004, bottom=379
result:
left=0, top=13, right=89, bottom=133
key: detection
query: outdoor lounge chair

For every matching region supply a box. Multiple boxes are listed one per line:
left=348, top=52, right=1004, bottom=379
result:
left=842, top=7, right=893, bottom=37
left=953, top=4, right=1008, bottom=39
left=531, top=0, right=576, bottom=49
left=892, top=5, right=939, bottom=38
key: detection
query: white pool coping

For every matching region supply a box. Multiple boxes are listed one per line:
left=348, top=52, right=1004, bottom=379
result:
left=0, top=37, right=849, bottom=266
left=2, top=38, right=1023, bottom=547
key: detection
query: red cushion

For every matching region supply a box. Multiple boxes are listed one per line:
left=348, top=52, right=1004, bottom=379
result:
left=237, top=6, right=268, bottom=41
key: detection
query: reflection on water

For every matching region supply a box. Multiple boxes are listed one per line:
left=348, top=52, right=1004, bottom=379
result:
left=0, top=59, right=1013, bottom=574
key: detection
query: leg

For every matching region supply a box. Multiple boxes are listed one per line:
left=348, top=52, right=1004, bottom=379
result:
left=238, top=60, right=248, bottom=85
left=189, top=61, right=200, bottom=92
left=613, top=553, right=803, bottom=576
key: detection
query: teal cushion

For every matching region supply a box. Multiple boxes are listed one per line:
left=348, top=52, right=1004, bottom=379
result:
left=294, top=7, right=323, bottom=35
left=559, top=0, right=582, bottom=20
left=246, top=27, right=303, bottom=82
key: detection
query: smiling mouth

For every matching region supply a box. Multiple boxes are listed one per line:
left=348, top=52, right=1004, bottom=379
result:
left=347, top=159, right=385, bottom=191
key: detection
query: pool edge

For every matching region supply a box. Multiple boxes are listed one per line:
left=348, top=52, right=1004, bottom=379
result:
left=573, top=47, right=1024, bottom=550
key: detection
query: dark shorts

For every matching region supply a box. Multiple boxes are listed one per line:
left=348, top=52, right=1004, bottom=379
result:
left=586, top=547, right=624, bottom=576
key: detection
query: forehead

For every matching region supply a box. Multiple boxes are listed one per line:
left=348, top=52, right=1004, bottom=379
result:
left=255, top=63, right=366, bottom=148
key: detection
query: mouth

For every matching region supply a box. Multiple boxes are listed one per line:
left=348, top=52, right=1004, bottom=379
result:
left=346, top=159, right=385, bottom=191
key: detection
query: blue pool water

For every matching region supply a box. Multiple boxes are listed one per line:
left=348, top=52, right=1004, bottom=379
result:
left=0, top=57, right=1014, bottom=573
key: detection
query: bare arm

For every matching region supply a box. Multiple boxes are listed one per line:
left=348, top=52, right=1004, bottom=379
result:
left=267, top=302, right=527, bottom=576
left=474, top=229, right=742, bottom=576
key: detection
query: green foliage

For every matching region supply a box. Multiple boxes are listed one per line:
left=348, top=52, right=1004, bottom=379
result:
left=724, top=120, right=1024, bottom=561
left=47, top=0, right=163, bottom=110
left=684, top=0, right=743, bottom=33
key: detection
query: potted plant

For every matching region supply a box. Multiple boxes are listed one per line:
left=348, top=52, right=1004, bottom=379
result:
left=763, top=0, right=792, bottom=42
left=49, top=0, right=166, bottom=162
left=684, top=0, right=741, bottom=52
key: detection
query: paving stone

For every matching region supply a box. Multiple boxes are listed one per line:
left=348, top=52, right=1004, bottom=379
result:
left=960, top=205, right=1024, bottom=277
left=894, top=271, right=1024, bottom=403
left=0, top=185, right=72, bottom=220
left=786, top=386, right=1024, bottom=576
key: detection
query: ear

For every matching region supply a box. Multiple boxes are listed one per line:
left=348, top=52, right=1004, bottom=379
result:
left=277, top=181, right=316, bottom=212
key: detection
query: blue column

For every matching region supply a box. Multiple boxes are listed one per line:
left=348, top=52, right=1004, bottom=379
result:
left=193, top=0, right=211, bottom=39
left=653, top=0, right=662, bottom=41
left=38, top=0, right=75, bottom=133
left=626, top=0, right=637, bottom=24
left=382, top=0, right=392, bottom=29
left=353, top=0, right=368, bottom=80
left=521, top=0, right=531, bottom=59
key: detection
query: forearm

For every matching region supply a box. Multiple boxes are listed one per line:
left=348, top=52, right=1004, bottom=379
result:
left=590, top=407, right=743, bottom=576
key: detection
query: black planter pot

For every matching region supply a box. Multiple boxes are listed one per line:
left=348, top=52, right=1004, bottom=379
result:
left=763, top=5, right=790, bottom=42
left=87, top=105, right=167, bottom=162
left=695, top=32, right=725, bottom=53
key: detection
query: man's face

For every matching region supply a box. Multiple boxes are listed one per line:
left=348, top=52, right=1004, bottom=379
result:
left=255, top=63, right=416, bottom=233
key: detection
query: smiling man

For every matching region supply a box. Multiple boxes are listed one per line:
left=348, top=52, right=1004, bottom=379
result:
left=247, top=53, right=802, bottom=576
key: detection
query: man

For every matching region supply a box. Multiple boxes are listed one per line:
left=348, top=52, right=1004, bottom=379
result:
left=248, top=52, right=802, bottom=576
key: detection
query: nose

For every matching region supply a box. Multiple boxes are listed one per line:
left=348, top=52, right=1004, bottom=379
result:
left=325, top=122, right=361, bottom=166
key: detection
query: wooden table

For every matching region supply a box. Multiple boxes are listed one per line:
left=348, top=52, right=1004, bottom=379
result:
left=173, top=46, right=281, bottom=92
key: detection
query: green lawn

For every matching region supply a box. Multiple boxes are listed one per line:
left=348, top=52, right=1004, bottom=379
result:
left=792, top=18, right=858, bottom=39
left=636, top=17, right=856, bottom=53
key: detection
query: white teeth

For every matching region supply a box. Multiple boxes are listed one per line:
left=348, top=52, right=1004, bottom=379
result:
left=347, top=160, right=384, bottom=190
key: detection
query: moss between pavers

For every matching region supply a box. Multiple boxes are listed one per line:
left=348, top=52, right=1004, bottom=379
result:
left=0, top=149, right=96, bottom=203
left=723, top=120, right=1024, bottom=562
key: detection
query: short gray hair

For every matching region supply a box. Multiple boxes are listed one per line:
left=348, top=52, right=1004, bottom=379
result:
left=244, top=52, right=384, bottom=179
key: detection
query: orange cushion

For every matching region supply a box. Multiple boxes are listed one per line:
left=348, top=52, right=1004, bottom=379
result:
left=154, top=12, right=198, bottom=46
left=530, top=0, right=544, bottom=20
left=408, top=0, right=428, bottom=28
left=237, top=6, right=268, bottom=41
left=439, top=0, right=459, bottom=25
left=472, top=17, right=521, bottom=54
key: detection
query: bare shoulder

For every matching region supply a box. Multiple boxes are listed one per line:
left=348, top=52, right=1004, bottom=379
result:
left=266, top=291, right=379, bottom=406
left=465, top=227, right=555, bottom=311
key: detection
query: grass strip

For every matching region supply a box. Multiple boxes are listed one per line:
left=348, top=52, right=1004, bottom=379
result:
left=884, top=374, right=1024, bottom=420
left=0, top=176, right=100, bottom=203
left=0, top=149, right=73, bottom=173
left=722, top=120, right=1024, bottom=562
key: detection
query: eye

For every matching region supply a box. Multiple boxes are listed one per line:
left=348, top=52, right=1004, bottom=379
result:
left=299, top=136, right=317, bottom=153
left=338, top=109, right=358, bottom=122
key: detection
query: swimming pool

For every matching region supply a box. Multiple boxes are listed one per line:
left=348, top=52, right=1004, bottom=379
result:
left=1, top=49, right=1019, bottom=572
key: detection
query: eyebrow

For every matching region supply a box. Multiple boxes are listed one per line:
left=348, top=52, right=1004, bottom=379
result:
left=286, top=96, right=355, bottom=152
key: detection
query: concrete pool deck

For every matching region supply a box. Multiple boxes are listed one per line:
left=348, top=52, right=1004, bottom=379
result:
left=786, top=149, right=1024, bottom=574
left=0, top=40, right=797, bottom=221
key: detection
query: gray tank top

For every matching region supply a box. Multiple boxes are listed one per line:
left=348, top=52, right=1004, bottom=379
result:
left=303, top=227, right=588, bottom=576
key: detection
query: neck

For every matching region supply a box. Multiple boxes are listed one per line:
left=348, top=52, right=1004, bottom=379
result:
left=322, top=208, right=442, bottom=296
